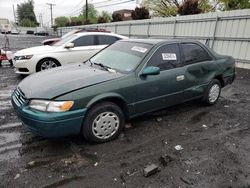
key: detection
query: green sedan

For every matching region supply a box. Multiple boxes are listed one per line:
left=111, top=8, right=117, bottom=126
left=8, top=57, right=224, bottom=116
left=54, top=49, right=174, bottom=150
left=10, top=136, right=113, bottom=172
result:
left=11, top=39, right=235, bottom=143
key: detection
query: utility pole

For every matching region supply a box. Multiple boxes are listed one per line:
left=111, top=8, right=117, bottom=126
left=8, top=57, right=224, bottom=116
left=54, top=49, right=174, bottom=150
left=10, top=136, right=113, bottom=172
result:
left=39, top=14, right=43, bottom=27
left=85, top=0, right=88, bottom=21
left=47, top=3, right=56, bottom=28
left=12, top=4, right=17, bottom=23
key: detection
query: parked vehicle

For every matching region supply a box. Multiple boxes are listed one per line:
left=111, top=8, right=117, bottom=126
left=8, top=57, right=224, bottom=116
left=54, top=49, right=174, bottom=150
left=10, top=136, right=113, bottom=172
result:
left=34, top=27, right=49, bottom=36
left=13, top=32, right=128, bottom=74
left=42, top=28, right=110, bottom=45
left=11, top=39, right=235, bottom=143
left=0, top=18, right=11, bottom=34
left=34, top=31, right=49, bottom=36
left=26, top=30, right=34, bottom=35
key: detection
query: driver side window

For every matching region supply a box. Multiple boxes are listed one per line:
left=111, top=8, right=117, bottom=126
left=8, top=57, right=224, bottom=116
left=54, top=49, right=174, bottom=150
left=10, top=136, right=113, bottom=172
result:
left=72, top=35, right=95, bottom=47
left=147, top=43, right=181, bottom=71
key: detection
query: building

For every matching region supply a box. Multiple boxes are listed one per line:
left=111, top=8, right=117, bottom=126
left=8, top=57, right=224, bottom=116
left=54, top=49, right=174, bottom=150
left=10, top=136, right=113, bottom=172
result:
left=113, top=9, right=133, bottom=21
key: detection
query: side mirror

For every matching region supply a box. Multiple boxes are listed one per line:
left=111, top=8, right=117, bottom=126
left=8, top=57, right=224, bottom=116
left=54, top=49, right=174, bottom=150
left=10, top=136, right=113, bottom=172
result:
left=141, top=66, right=160, bottom=76
left=65, top=42, right=74, bottom=49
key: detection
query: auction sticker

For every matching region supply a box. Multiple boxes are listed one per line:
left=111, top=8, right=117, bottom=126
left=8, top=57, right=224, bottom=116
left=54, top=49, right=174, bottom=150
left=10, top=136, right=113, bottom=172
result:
left=131, top=46, right=148, bottom=53
left=162, top=53, right=177, bottom=60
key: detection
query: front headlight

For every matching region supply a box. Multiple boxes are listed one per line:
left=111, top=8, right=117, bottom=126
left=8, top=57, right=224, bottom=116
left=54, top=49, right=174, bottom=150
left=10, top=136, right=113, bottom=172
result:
left=14, top=55, right=33, bottom=60
left=29, top=100, right=74, bottom=112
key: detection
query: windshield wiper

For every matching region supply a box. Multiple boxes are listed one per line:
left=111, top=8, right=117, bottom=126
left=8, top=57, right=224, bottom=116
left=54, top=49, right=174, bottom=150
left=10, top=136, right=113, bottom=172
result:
left=94, top=62, right=116, bottom=72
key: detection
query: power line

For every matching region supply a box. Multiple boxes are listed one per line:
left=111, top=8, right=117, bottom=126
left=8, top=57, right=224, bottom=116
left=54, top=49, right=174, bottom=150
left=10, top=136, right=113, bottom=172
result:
left=64, top=0, right=85, bottom=16
left=12, top=4, right=17, bottom=23
left=95, top=0, right=135, bottom=8
left=93, top=0, right=120, bottom=6
left=65, top=0, right=136, bottom=18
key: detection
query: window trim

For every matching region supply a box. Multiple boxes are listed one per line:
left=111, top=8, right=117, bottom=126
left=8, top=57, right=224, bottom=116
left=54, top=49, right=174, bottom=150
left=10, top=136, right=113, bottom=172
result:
left=139, top=42, right=183, bottom=74
left=180, top=42, right=214, bottom=65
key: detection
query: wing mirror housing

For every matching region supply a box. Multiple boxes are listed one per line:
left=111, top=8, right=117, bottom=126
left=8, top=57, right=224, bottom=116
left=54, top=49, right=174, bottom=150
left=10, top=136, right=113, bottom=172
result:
left=141, top=66, right=160, bottom=76
left=65, top=42, right=74, bottom=49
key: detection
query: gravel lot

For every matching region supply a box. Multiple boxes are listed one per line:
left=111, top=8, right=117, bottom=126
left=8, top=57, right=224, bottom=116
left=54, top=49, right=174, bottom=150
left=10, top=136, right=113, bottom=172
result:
left=0, top=34, right=250, bottom=188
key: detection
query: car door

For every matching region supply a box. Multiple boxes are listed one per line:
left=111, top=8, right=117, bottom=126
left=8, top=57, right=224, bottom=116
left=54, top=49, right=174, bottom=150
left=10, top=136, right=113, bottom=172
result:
left=60, top=35, right=100, bottom=64
left=135, top=43, right=188, bottom=114
left=180, top=42, right=215, bottom=100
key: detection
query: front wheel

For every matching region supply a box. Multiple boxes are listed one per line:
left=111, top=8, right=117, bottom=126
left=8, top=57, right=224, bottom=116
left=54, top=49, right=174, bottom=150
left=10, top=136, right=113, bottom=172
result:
left=36, top=58, right=60, bottom=72
left=203, top=79, right=221, bottom=106
left=82, top=102, right=125, bottom=143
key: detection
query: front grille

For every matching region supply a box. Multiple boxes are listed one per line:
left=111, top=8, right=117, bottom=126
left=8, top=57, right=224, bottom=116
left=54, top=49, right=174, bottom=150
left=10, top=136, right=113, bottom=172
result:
left=13, top=87, right=28, bottom=106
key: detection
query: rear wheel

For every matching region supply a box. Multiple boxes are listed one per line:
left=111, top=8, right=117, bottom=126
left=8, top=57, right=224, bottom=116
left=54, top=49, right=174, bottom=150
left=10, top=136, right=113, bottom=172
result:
left=203, top=79, right=221, bottom=106
left=82, top=102, right=125, bottom=143
left=36, top=58, right=60, bottom=72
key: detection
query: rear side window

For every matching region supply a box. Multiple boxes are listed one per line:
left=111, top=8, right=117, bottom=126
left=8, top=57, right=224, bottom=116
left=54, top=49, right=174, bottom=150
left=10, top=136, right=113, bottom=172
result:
left=98, top=35, right=119, bottom=45
left=73, top=35, right=95, bottom=47
left=147, top=43, right=181, bottom=71
left=181, top=43, right=212, bottom=65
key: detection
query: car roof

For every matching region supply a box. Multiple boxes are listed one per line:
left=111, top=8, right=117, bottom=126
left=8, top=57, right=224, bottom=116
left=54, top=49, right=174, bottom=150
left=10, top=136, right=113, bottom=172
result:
left=74, top=32, right=123, bottom=37
left=120, top=38, right=203, bottom=45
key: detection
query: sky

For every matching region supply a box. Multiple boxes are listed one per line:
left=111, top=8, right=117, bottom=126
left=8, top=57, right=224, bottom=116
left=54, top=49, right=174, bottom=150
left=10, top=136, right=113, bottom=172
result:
left=0, top=0, right=140, bottom=27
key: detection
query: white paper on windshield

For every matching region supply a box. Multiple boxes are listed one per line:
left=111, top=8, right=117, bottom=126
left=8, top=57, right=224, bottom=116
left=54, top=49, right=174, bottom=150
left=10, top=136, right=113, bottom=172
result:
left=162, top=53, right=177, bottom=60
left=131, top=46, right=148, bottom=53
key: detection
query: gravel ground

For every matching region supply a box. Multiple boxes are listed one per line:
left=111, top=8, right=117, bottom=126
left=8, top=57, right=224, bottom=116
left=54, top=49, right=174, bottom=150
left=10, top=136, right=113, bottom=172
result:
left=0, top=34, right=250, bottom=188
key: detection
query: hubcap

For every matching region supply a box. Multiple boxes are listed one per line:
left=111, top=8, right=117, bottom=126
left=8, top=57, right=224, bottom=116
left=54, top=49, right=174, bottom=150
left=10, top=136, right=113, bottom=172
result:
left=41, top=60, right=57, bottom=70
left=92, top=112, right=119, bottom=139
left=208, top=84, right=220, bottom=103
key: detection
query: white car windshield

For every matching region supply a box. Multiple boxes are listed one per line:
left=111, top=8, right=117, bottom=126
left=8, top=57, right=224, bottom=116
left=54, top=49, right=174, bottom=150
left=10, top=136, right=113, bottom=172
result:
left=61, top=30, right=78, bottom=39
left=52, top=34, right=76, bottom=46
left=90, top=41, right=152, bottom=73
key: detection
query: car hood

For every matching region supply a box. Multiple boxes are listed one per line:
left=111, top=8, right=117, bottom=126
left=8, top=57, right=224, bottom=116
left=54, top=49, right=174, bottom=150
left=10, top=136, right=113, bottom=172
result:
left=18, top=63, right=125, bottom=99
left=42, top=38, right=60, bottom=43
left=15, top=45, right=57, bottom=56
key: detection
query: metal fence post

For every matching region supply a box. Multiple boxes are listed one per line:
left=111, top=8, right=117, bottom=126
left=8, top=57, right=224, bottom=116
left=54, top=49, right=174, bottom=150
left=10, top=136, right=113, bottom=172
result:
left=173, top=19, right=177, bottom=38
left=115, top=24, right=117, bottom=34
left=211, top=16, right=219, bottom=49
left=147, top=22, right=151, bottom=37
left=129, top=23, right=132, bottom=37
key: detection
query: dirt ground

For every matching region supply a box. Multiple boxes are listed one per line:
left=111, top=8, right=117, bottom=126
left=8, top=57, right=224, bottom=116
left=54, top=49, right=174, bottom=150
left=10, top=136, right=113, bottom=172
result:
left=0, top=34, right=250, bottom=188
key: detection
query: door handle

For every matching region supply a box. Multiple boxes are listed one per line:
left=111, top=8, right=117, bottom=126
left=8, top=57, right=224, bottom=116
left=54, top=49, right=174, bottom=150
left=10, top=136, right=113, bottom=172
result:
left=176, top=75, right=185, bottom=81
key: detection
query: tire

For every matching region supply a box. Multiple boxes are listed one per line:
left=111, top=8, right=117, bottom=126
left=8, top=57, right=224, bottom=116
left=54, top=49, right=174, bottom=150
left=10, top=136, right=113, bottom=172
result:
left=36, top=58, right=60, bottom=72
left=203, top=79, right=221, bottom=106
left=82, top=102, right=125, bottom=143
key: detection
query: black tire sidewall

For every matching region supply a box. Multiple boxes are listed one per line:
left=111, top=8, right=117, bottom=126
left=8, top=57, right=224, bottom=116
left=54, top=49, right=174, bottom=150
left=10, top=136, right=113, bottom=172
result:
left=82, top=102, right=125, bottom=143
left=203, top=79, right=221, bottom=106
left=36, top=58, right=60, bottom=72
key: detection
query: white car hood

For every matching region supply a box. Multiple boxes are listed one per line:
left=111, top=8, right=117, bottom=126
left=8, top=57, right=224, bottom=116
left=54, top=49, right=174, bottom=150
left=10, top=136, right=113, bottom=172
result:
left=15, top=45, right=58, bottom=56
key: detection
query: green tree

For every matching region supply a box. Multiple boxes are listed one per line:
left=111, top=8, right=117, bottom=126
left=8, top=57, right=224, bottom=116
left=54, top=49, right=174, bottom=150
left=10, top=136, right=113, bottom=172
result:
left=112, top=13, right=123, bottom=22
left=142, top=0, right=215, bottom=17
left=80, top=3, right=98, bottom=24
left=142, top=0, right=179, bottom=17
left=131, top=7, right=150, bottom=20
left=97, top=11, right=111, bottom=23
left=55, top=16, right=69, bottom=27
left=178, top=0, right=202, bottom=15
left=19, top=18, right=36, bottom=27
left=17, top=0, right=37, bottom=27
left=100, top=11, right=111, bottom=22
left=219, top=0, right=250, bottom=10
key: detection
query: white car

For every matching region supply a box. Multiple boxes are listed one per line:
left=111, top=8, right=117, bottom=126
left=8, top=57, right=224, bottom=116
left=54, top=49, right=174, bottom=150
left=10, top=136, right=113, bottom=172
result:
left=13, top=32, right=128, bottom=74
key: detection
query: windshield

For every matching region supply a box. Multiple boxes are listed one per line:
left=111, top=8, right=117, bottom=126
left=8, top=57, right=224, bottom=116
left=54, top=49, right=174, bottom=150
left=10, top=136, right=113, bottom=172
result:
left=53, top=34, right=76, bottom=46
left=61, top=30, right=78, bottom=39
left=90, top=41, right=152, bottom=73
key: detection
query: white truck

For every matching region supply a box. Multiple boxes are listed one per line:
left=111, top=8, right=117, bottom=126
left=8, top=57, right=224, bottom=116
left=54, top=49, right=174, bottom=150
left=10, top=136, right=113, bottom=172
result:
left=0, top=18, right=11, bottom=34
